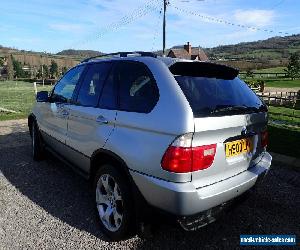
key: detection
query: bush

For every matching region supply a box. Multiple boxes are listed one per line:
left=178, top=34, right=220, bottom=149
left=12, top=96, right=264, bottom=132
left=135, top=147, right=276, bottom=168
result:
left=244, top=79, right=265, bottom=91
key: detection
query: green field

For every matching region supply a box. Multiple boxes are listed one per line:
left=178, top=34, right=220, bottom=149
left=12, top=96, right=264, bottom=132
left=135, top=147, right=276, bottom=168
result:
left=268, top=125, right=300, bottom=158
left=0, top=81, right=52, bottom=120
left=264, top=79, right=300, bottom=88
left=242, top=77, right=300, bottom=88
left=254, top=66, right=286, bottom=73
left=268, top=106, right=300, bottom=127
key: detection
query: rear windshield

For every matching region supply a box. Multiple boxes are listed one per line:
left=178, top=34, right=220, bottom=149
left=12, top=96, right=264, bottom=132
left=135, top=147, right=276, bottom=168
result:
left=175, top=76, right=267, bottom=117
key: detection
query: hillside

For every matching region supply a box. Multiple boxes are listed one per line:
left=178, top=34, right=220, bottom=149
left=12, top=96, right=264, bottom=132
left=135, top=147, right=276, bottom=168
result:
left=56, top=49, right=103, bottom=58
left=204, top=34, right=300, bottom=61
left=163, top=34, right=300, bottom=70
left=1, top=34, right=299, bottom=71
left=0, top=46, right=80, bottom=71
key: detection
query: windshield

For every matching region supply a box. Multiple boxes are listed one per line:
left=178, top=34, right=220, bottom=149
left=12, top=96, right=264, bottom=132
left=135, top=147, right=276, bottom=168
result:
left=175, top=76, right=267, bottom=117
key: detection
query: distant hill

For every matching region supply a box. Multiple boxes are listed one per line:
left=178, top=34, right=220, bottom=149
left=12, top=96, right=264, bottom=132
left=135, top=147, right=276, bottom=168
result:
left=0, top=46, right=80, bottom=70
left=204, top=34, right=300, bottom=61
left=1, top=34, right=299, bottom=71
left=57, top=49, right=103, bottom=58
left=155, top=34, right=299, bottom=70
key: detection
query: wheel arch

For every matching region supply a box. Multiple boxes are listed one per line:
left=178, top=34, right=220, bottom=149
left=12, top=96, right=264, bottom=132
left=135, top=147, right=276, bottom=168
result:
left=90, top=149, right=132, bottom=183
left=90, top=148, right=149, bottom=221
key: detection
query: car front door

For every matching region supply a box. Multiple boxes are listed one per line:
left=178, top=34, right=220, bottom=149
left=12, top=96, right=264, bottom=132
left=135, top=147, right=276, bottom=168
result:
left=65, top=62, right=117, bottom=173
left=38, top=65, right=85, bottom=150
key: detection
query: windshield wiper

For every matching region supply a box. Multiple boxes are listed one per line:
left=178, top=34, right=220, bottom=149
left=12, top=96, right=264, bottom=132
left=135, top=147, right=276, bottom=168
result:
left=193, top=104, right=267, bottom=117
left=210, top=105, right=262, bottom=115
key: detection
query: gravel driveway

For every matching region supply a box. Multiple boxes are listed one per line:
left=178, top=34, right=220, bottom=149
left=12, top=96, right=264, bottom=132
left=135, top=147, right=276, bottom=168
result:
left=0, top=119, right=299, bottom=249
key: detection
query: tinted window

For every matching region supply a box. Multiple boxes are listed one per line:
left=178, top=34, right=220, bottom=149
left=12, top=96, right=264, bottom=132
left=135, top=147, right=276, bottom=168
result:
left=116, top=61, right=159, bottom=113
left=98, top=68, right=118, bottom=110
left=76, top=63, right=111, bottom=107
left=52, top=66, right=84, bottom=103
left=175, top=76, right=266, bottom=117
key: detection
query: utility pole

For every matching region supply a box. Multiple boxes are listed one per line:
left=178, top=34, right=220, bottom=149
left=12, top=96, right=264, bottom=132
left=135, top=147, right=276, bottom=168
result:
left=163, top=0, right=169, bottom=56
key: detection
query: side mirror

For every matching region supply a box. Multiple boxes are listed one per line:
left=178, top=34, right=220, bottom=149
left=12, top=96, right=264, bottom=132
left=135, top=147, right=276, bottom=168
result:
left=36, top=91, right=49, bottom=102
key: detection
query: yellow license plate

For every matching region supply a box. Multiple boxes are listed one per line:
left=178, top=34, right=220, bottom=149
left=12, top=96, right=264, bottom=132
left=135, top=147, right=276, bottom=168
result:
left=225, top=139, right=251, bottom=158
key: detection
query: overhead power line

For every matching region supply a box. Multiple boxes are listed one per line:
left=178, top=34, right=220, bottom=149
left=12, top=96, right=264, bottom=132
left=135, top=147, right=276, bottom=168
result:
left=151, top=6, right=163, bottom=51
left=172, top=4, right=290, bottom=36
left=60, top=0, right=161, bottom=52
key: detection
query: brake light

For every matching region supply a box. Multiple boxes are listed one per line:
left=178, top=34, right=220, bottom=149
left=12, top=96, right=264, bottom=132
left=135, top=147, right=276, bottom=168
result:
left=261, top=130, right=268, bottom=148
left=161, top=134, right=216, bottom=173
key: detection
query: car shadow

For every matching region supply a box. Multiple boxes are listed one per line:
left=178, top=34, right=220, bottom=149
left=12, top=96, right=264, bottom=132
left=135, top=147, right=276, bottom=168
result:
left=0, top=131, right=299, bottom=249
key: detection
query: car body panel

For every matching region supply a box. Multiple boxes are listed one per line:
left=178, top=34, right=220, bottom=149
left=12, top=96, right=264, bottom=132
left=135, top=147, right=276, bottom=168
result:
left=30, top=55, right=272, bottom=223
left=130, top=151, right=272, bottom=216
left=191, top=112, right=268, bottom=188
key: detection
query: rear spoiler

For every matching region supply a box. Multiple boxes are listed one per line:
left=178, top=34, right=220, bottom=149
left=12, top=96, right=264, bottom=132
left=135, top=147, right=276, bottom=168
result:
left=169, top=61, right=239, bottom=80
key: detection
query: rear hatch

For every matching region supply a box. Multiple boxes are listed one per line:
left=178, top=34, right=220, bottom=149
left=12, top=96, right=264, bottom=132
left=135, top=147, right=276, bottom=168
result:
left=170, top=62, right=268, bottom=188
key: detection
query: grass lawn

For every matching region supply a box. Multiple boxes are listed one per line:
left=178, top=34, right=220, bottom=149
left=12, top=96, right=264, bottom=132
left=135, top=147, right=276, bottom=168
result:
left=241, top=76, right=300, bottom=88
left=264, top=79, right=300, bottom=88
left=254, top=67, right=286, bottom=73
left=267, top=106, right=299, bottom=158
left=0, top=81, right=53, bottom=121
left=268, top=106, right=300, bottom=127
left=268, top=124, right=300, bottom=158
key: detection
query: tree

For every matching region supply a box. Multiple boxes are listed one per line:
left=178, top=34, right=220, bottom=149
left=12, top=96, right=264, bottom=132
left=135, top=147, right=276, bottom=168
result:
left=12, top=56, right=25, bottom=78
left=61, top=66, right=68, bottom=76
left=6, top=55, right=14, bottom=80
left=245, top=69, right=254, bottom=78
left=43, top=64, right=49, bottom=78
left=50, top=60, right=58, bottom=78
left=37, top=64, right=49, bottom=79
left=284, top=53, right=300, bottom=80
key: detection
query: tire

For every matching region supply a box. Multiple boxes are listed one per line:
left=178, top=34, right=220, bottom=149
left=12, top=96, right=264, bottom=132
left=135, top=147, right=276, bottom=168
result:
left=93, top=164, right=135, bottom=241
left=31, top=120, right=44, bottom=161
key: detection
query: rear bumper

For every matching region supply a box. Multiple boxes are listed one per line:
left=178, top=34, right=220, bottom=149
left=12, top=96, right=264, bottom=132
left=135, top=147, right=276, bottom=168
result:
left=130, top=152, right=272, bottom=216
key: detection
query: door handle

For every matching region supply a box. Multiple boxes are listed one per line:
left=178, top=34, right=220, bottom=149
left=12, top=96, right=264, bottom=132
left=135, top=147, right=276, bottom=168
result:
left=96, top=115, right=108, bottom=124
left=61, top=110, right=69, bottom=117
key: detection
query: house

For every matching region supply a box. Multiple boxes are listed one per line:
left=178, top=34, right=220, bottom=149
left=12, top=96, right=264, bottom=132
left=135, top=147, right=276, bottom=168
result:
left=167, top=42, right=208, bottom=61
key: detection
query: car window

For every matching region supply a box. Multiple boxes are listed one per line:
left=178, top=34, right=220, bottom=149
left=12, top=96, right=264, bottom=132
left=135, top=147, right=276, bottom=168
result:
left=98, top=67, right=118, bottom=110
left=115, top=61, right=159, bottom=113
left=175, top=76, right=265, bottom=117
left=52, top=66, right=84, bottom=103
left=76, top=63, right=112, bottom=107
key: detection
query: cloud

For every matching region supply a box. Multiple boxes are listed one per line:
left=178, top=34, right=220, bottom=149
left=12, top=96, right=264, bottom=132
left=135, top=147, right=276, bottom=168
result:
left=234, top=9, right=275, bottom=27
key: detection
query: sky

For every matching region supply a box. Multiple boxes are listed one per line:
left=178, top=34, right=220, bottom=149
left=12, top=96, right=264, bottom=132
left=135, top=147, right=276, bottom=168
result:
left=0, top=0, right=300, bottom=53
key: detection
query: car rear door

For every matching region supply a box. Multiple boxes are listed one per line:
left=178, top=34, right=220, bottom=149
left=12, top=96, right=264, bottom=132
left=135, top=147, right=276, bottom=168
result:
left=65, top=62, right=117, bottom=172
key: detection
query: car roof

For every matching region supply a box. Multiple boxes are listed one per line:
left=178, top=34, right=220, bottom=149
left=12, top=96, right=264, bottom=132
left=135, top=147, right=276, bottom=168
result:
left=78, top=53, right=193, bottom=67
left=77, top=53, right=238, bottom=78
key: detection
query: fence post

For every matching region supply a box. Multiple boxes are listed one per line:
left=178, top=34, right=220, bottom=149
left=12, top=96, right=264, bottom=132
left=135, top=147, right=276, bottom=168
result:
left=33, top=82, right=37, bottom=95
left=295, top=90, right=300, bottom=109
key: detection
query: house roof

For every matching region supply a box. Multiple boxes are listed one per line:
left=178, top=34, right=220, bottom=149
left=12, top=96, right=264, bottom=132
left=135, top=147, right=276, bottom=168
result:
left=167, top=47, right=208, bottom=61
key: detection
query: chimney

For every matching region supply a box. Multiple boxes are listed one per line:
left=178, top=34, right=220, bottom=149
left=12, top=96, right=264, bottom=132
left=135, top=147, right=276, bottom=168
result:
left=184, top=42, right=192, bottom=55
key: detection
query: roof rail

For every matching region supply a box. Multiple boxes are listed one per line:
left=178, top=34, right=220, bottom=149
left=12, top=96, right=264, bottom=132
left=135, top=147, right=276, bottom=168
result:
left=81, top=51, right=157, bottom=63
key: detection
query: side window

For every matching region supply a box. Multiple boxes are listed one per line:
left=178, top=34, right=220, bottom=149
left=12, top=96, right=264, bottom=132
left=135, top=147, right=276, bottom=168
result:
left=98, top=68, right=118, bottom=110
left=52, top=66, right=84, bottom=103
left=76, top=63, right=112, bottom=107
left=116, top=61, right=159, bottom=113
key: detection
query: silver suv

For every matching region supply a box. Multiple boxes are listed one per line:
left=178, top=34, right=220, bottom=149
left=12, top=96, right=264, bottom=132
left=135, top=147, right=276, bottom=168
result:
left=28, top=52, right=272, bottom=240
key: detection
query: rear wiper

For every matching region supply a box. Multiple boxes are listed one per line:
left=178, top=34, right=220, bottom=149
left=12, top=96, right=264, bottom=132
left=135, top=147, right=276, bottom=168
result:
left=193, top=105, right=267, bottom=117
left=210, top=105, right=260, bottom=115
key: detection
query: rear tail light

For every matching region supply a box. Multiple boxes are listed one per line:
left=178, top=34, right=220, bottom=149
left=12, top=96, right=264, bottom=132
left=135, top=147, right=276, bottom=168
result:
left=261, top=130, right=268, bottom=148
left=161, top=133, right=216, bottom=173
